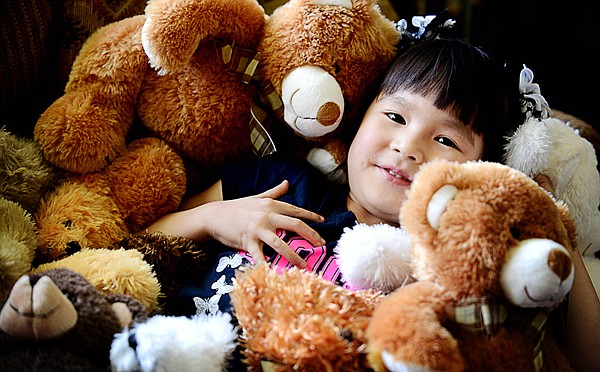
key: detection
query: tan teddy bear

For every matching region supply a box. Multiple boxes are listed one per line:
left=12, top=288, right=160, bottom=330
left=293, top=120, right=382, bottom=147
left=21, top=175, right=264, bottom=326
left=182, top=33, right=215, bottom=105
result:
left=366, top=159, right=575, bottom=372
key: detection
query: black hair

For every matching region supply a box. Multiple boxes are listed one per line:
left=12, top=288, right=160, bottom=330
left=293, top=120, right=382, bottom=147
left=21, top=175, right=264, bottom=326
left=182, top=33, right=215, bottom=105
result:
left=375, top=38, right=521, bottom=163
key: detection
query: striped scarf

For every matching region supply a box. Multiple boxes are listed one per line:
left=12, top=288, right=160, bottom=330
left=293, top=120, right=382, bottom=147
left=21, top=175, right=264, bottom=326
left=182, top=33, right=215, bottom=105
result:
left=445, top=297, right=549, bottom=371
left=216, top=42, right=285, bottom=158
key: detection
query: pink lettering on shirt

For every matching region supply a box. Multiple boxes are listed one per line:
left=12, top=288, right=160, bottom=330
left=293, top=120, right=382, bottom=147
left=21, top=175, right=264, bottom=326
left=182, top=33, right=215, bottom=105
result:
left=239, top=229, right=343, bottom=284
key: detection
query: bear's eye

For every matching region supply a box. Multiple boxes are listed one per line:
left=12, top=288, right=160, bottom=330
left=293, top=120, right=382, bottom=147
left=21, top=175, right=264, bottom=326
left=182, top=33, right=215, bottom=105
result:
left=62, top=220, right=73, bottom=229
left=65, top=293, right=77, bottom=304
left=510, top=227, right=521, bottom=240
left=333, top=63, right=340, bottom=75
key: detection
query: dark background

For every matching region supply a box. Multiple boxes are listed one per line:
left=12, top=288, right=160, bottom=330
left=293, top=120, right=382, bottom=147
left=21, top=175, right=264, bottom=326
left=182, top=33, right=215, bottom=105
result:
left=1, top=0, right=597, bottom=138
left=390, top=0, right=598, bottom=130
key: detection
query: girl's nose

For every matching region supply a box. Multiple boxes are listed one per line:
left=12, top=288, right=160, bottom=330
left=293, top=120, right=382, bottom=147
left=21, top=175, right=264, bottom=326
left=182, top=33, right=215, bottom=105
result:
left=392, top=135, right=424, bottom=163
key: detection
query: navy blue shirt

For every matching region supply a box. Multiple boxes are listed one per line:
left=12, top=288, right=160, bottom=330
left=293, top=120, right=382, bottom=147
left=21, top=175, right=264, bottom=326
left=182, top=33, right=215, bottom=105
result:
left=165, top=155, right=356, bottom=316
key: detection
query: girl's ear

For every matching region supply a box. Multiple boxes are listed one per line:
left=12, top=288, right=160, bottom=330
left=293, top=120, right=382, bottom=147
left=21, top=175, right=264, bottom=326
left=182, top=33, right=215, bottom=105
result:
left=426, top=184, right=458, bottom=230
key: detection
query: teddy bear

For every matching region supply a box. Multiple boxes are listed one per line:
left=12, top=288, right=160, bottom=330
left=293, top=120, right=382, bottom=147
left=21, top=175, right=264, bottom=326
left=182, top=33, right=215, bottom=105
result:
left=0, top=198, right=38, bottom=300
left=34, top=0, right=399, bottom=187
left=365, top=159, right=576, bottom=372
left=110, top=312, right=238, bottom=372
left=0, top=128, right=58, bottom=299
left=32, top=248, right=161, bottom=313
left=34, top=137, right=186, bottom=264
left=144, top=0, right=400, bottom=182
left=230, top=264, right=385, bottom=371
left=32, top=0, right=266, bottom=176
left=0, top=268, right=148, bottom=371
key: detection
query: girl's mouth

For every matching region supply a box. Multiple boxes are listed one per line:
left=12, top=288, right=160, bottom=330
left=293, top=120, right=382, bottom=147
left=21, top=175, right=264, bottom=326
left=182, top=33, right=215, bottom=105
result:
left=379, top=166, right=412, bottom=186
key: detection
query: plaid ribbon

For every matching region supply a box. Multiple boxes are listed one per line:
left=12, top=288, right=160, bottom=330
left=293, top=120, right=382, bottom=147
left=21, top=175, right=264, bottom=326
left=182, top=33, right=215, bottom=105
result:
left=216, top=42, right=286, bottom=157
left=446, top=297, right=549, bottom=372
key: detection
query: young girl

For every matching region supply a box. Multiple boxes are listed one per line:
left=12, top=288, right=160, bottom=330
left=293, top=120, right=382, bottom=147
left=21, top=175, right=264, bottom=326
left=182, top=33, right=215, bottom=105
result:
left=147, top=38, right=520, bottom=316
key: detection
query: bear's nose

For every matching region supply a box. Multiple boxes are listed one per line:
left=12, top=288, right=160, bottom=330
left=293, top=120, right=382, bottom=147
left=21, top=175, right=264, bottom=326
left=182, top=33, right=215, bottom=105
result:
left=548, top=248, right=572, bottom=281
left=317, top=102, right=341, bottom=127
left=65, top=241, right=81, bottom=255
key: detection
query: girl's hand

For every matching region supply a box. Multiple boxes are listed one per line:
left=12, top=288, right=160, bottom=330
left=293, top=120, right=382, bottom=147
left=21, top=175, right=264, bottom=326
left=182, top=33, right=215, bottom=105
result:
left=203, top=180, right=325, bottom=268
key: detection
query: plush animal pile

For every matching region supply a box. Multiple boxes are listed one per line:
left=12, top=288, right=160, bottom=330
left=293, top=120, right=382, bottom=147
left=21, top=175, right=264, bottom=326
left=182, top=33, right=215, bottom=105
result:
left=2, top=0, right=598, bottom=368
left=230, top=160, right=576, bottom=371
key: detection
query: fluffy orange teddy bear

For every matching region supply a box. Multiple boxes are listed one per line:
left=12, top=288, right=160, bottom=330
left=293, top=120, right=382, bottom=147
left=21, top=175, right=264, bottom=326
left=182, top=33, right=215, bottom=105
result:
left=34, top=137, right=186, bottom=263
left=34, top=0, right=399, bottom=186
left=366, top=159, right=575, bottom=372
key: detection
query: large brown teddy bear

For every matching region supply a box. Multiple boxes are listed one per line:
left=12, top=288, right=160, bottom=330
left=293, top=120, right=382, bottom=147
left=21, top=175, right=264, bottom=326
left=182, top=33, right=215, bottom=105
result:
left=34, top=0, right=399, bottom=186
left=366, top=160, right=575, bottom=372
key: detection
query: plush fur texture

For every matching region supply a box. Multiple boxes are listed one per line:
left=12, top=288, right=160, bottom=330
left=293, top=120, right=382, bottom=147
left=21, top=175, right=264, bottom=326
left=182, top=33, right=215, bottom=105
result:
left=0, top=128, right=56, bottom=300
left=0, top=268, right=147, bottom=371
left=111, top=312, right=237, bottom=372
left=34, top=0, right=399, bottom=185
left=113, top=231, right=205, bottom=301
left=504, top=116, right=600, bottom=256
left=231, top=264, right=384, bottom=371
left=0, top=128, right=58, bottom=213
left=0, top=198, right=37, bottom=299
left=34, top=0, right=266, bottom=174
left=252, top=0, right=399, bottom=180
left=32, top=248, right=160, bottom=313
left=34, top=137, right=186, bottom=264
left=366, top=160, right=575, bottom=372
left=335, top=223, right=413, bottom=292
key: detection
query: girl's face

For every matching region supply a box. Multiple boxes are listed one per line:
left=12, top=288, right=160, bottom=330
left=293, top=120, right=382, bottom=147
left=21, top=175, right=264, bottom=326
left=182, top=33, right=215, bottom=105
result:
left=347, top=91, right=484, bottom=225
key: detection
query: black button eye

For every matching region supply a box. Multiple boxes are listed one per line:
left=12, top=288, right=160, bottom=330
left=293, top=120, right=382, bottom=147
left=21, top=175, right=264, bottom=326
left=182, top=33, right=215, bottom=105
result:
left=333, top=63, right=340, bottom=75
left=128, top=332, right=138, bottom=350
left=62, top=220, right=73, bottom=228
left=510, top=227, right=521, bottom=240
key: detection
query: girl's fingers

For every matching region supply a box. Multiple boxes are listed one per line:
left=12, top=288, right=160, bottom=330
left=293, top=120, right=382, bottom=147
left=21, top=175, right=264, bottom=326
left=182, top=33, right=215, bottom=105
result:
left=246, top=242, right=268, bottom=265
left=271, top=214, right=325, bottom=247
left=258, top=180, right=289, bottom=199
left=259, top=230, right=307, bottom=269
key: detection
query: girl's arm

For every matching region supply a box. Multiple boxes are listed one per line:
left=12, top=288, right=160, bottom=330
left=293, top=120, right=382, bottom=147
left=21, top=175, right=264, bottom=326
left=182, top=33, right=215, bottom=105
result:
left=146, top=180, right=325, bottom=268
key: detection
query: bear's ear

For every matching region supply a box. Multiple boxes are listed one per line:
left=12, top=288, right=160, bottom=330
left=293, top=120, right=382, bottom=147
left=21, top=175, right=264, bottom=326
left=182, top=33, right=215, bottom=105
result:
left=426, top=184, right=458, bottom=230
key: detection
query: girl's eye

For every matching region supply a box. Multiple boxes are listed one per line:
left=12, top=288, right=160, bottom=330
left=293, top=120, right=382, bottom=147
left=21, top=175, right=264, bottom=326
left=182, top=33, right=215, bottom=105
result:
left=435, top=136, right=459, bottom=149
left=386, top=113, right=406, bottom=125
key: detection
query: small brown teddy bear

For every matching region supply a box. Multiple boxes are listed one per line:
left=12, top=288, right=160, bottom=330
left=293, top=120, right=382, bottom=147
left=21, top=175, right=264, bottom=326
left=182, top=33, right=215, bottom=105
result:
left=34, top=137, right=186, bottom=264
left=231, top=264, right=384, bottom=371
left=0, top=268, right=147, bottom=371
left=366, top=159, right=576, bottom=372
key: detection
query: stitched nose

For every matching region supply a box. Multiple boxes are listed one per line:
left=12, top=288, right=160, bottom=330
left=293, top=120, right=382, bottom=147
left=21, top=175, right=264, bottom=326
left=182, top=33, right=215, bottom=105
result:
left=548, top=248, right=572, bottom=281
left=317, top=102, right=341, bottom=127
left=66, top=241, right=81, bottom=255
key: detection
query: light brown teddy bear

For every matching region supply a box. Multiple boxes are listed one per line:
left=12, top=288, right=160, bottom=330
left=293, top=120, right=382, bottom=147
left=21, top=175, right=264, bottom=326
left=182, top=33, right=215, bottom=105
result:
left=34, top=0, right=399, bottom=185
left=34, top=137, right=186, bottom=264
left=366, top=159, right=576, bottom=372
